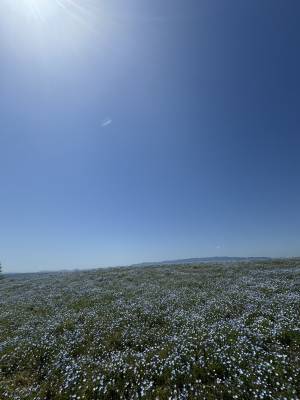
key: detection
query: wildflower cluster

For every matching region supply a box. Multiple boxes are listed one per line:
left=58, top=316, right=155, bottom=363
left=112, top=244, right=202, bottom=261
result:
left=0, top=260, right=299, bottom=399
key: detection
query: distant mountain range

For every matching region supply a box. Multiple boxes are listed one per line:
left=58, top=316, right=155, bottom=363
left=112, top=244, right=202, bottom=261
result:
left=132, top=257, right=272, bottom=267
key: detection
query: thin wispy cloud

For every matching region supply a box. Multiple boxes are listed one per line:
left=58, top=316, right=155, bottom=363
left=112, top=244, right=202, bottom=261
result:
left=101, top=118, right=112, bottom=128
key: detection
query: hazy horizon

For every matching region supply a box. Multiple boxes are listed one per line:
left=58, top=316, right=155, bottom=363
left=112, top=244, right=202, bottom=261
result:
left=1, top=1, right=300, bottom=273
left=4, top=254, right=299, bottom=274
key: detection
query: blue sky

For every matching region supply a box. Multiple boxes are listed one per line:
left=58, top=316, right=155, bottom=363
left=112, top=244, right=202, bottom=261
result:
left=1, top=1, right=300, bottom=272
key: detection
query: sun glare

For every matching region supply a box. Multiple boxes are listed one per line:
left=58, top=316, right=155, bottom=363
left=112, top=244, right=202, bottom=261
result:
left=9, top=0, right=58, bottom=21
left=22, top=0, right=48, bottom=15
left=1, top=0, right=109, bottom=61
left=4, top=0, right=102, bottom=24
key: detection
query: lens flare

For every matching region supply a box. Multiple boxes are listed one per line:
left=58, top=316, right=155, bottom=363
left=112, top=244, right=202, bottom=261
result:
left=5, top=0, right=99, bottom=23
left=1, top=0, right=114, bottom=63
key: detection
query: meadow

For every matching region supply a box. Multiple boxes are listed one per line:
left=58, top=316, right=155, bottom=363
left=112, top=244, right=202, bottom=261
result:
left=0, top=260, right=299, bottom=399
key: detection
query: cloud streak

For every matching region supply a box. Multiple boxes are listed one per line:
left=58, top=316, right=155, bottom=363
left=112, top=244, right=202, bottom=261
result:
left=101, top=118, right=112, bottom=127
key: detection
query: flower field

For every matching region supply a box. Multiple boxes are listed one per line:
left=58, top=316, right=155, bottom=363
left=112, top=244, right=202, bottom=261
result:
left=0, top=260, right=299, bottom=399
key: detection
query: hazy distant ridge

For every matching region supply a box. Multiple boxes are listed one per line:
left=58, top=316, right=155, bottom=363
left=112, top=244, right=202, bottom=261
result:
left=132, top=257, right=272, bottom=267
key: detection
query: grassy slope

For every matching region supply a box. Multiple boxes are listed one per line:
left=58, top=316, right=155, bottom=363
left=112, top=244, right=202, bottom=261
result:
left=0, top=260, right=299, bottom=399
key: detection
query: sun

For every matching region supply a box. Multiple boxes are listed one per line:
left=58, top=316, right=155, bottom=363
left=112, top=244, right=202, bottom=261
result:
left=1, top=0, right=112, bottom=66
left=3, top=0, right=62, bottom=21
left=2, top=0, right=104, bottom=36
left=5, top=0, right=95, bottom=22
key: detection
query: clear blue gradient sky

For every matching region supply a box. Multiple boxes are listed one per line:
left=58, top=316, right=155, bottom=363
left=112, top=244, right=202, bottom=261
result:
left=1, top=1, right=299, bottom=272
